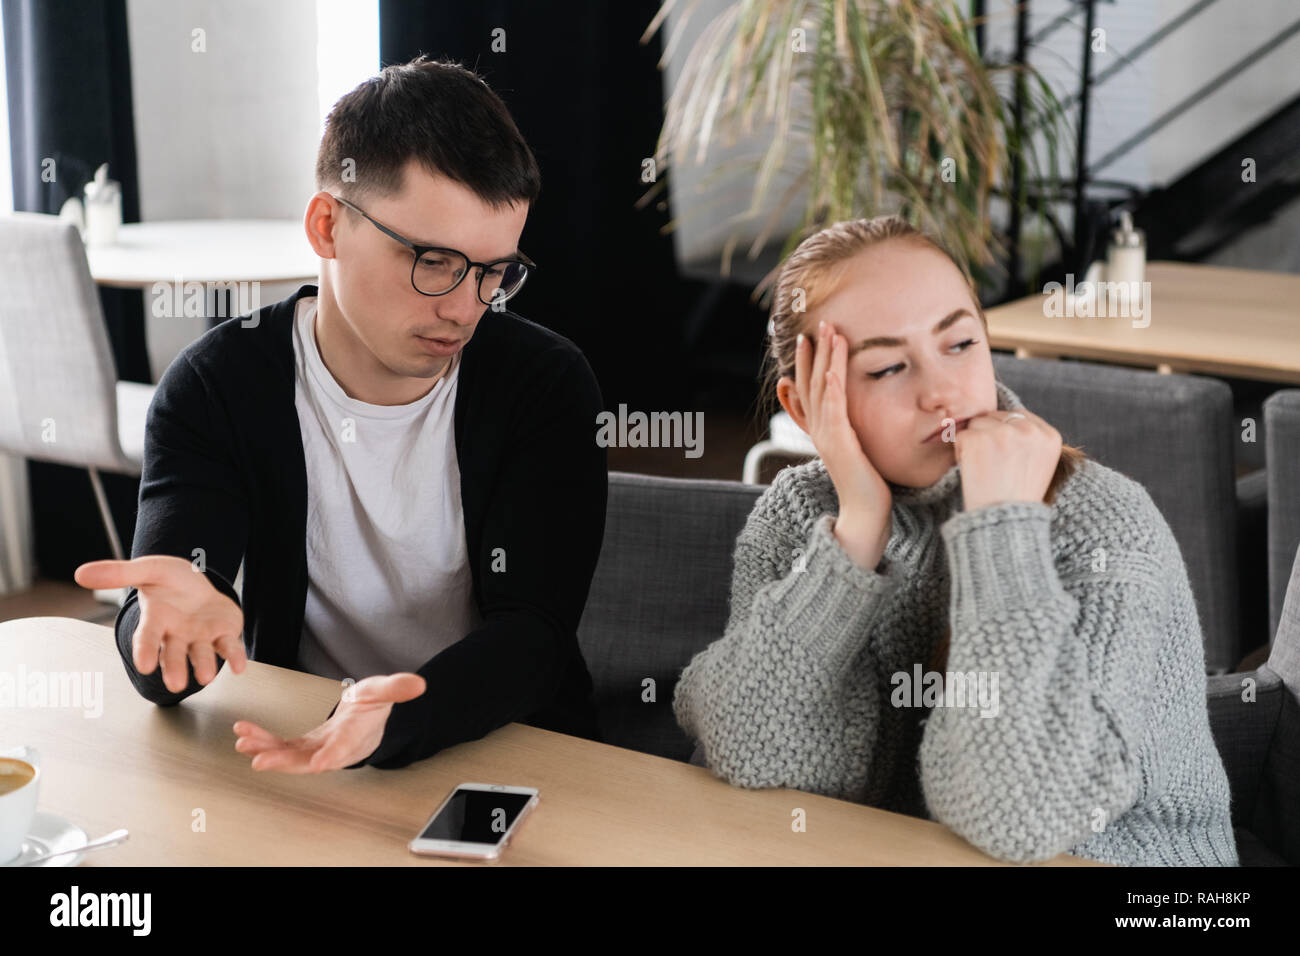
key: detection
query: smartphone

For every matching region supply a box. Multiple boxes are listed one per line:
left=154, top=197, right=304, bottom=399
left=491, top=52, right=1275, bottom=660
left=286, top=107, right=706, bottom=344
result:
left=408, top=783, right=539, bottom=861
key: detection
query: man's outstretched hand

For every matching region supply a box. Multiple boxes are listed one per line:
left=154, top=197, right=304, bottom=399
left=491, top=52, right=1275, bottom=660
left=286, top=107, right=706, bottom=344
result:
left=74, top=555, right=246, bottom=692
left=234, top=673, right=427, bottom=773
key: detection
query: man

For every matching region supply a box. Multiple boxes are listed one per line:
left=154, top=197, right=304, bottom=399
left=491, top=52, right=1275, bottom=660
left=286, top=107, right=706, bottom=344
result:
left=74, top=57, right=608, bottom=772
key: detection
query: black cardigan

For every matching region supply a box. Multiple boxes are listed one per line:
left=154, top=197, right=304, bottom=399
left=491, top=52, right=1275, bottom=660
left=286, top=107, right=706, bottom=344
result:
left=114, top=284, right=607, bottom=768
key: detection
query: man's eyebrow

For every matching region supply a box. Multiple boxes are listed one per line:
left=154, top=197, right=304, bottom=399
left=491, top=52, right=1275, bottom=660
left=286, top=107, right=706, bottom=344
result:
left=847, top=308, right=976, bottom=356
left=408, top=236, right=520, bottom=261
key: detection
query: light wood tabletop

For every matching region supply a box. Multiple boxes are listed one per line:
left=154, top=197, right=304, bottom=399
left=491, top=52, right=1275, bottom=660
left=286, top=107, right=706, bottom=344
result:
left=985, top=261, right=1300, bottom=384
left=0, top=617, right=1103, bottom=866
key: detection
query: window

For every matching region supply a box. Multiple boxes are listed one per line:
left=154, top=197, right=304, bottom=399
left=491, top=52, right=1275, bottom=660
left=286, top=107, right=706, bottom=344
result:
left=316, top=0, right=379, bottom=137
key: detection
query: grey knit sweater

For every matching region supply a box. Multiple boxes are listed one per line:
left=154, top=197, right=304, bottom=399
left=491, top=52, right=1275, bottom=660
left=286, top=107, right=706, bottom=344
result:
left=675, top=380, right=1238, bottom=866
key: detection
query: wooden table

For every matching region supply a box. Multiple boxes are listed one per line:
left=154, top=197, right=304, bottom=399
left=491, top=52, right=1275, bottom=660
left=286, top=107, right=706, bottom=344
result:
left=0, top=617, right=1101, bottom=866
left=985, top=261, right=1300, bottom=384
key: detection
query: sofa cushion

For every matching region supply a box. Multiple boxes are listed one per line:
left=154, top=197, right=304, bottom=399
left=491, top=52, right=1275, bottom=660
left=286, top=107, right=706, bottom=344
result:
left=577, top=472, right=762, bottom=761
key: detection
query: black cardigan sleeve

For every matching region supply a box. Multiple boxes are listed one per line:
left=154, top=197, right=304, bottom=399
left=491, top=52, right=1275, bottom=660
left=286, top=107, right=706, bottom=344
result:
left=338, top=346, right=608, bottom=769
left=113, top=354, right=249, bottom=705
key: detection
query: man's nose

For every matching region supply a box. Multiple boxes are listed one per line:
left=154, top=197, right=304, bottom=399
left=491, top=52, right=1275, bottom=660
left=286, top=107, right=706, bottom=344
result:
left=436, top=274, right=486, bottom=326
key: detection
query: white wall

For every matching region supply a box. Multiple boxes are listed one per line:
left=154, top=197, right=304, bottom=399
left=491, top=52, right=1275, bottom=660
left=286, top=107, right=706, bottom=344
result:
left=125, top=0, right=377, bottom=379
left=1146, top=0, right=1300, bottom=186
left=658, top=0, right=811, bottom=284
left=983, top=0, right=1158, bottom=191
left=0, top=0, right=379, bottom=376
left=988, top=0, right=1300, bottom=189
left=0, top=0, right=12, bottom=214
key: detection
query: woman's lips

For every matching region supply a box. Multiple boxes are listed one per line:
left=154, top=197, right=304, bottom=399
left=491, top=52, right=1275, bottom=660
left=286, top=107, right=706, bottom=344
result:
left=924, top=417, right=971, bottom=443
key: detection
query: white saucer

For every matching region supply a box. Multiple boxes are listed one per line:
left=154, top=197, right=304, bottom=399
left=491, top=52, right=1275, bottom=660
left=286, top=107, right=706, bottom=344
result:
left=0, top=812, right=89, bottom=867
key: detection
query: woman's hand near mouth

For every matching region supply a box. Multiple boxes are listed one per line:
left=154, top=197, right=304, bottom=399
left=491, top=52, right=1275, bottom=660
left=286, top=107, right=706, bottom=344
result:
left=954, top=407, right=1062, bottom=511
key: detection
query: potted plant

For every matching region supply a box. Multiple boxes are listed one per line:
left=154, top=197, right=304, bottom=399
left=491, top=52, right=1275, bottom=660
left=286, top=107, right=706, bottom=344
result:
left=641, top=0, right=1073, bottom=298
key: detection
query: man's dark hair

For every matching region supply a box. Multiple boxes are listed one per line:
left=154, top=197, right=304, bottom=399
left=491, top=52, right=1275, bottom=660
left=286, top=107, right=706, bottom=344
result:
left=316, top=55, right=540, bottom=210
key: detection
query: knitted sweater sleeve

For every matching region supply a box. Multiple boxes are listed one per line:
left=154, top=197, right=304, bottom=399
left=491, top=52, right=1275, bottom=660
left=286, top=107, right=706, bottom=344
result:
left=920, top=499, right=1165, bottom=863
left=673, top=491, right=902, bottom=800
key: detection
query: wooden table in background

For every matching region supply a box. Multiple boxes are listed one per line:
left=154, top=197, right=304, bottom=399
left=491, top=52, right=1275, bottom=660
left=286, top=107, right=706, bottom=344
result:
left=985, top=261, right=1300, bottom=384
left=0, top=617, right=1102, bottom=866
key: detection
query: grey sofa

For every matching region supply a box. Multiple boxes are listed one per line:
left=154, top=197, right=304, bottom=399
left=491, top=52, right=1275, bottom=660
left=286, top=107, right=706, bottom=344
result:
left=579, top=470, right=1298, bottom=865
left=990, top=354, right=1243, bottom=672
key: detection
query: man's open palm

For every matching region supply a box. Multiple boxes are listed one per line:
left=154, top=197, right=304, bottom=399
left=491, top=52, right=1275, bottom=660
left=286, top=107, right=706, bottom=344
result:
left=74, top=555, right=246, bottom=692
left=233, top=673, right=426, bottom=773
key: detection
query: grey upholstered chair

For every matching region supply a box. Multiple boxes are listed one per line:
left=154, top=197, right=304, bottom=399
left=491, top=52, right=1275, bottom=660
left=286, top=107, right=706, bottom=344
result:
left=990, top=354, right=1242, bottom=673
left=0, top=212, right=153, bottom=562
left=577, top=472, right=762, bottom=762
left=1265, top=389, right=1300, bottom=642
left=581, top=470, right=1295, bottom=864
left=1206, top=541, right=1300, bottom=865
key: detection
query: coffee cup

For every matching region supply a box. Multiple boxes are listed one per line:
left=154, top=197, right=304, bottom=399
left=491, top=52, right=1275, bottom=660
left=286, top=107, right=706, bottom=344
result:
left=0, top=746, right=41, bottom=863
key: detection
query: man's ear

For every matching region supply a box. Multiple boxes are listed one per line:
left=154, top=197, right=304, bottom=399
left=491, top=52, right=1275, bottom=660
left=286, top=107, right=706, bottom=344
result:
left=776, top=376, right=809, bottom=433
left=304, top=191, right=341, bottom=259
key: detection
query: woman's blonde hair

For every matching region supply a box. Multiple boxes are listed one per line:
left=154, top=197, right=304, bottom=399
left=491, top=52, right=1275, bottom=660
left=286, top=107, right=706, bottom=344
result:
left=762, top=215, right=1087, bottom=673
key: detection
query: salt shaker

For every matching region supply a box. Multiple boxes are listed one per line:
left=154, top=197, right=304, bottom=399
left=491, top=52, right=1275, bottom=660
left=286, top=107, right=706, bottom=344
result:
left=83, top=163, right=122, bottom=246
left=1107, top=210, right=1146, bottom=289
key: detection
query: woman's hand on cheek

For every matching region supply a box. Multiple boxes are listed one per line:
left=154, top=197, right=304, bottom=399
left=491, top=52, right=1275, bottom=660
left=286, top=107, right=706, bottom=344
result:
left=953, top=408, right=1062, bottom=512
left=795, top=321, right=893, bottom=569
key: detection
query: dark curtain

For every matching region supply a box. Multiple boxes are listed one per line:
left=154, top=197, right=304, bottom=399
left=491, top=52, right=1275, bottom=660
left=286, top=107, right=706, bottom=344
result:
left=378, top=0, right=768, bottom=413
left=3, top=0, right=145, bottom=578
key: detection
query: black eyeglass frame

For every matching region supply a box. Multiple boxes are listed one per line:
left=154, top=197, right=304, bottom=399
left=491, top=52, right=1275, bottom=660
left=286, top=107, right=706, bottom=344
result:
left=332, top=194, right=535, bottom=305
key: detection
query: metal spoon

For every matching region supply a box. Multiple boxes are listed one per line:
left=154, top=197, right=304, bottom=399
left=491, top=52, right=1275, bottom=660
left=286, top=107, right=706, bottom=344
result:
left=20, top=828, right=129, bottom=866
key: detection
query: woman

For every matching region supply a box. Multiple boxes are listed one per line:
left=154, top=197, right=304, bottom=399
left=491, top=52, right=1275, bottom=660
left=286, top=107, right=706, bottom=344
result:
left=674, top=216, right=1238, bottom=866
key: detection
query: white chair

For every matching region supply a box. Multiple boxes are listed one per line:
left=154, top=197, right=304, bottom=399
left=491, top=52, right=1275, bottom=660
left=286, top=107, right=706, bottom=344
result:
left=742, top=411, right=817, bottom=484
left=0, top=213, right=154, bottom=602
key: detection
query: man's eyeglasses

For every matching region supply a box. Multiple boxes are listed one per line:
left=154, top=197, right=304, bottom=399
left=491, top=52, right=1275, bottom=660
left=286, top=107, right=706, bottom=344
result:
left=332, top=194, right=534, bottom=306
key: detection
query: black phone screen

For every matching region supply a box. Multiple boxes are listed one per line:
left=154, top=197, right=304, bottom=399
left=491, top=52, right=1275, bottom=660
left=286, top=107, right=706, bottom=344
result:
left=419, top=788, right=533, bottom=845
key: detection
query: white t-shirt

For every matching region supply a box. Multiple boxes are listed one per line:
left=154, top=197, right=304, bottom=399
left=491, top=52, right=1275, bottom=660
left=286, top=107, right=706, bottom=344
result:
left=291, top=296, right=480, bottom=682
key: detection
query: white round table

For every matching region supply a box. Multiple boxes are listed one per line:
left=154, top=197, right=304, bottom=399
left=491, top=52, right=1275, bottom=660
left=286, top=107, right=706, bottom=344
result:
left=84, top=219, right=319, bottom=288
left=74, top=220, right=317, bottom=602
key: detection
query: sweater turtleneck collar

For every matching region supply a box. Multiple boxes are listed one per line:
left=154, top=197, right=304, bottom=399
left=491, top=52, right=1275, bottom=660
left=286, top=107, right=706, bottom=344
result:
left=884, top=378, right=1026, bottom=509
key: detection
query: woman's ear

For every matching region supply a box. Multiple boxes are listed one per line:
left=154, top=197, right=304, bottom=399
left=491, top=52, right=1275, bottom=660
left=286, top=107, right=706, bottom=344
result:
left=776, top=376, right=809, bottom=433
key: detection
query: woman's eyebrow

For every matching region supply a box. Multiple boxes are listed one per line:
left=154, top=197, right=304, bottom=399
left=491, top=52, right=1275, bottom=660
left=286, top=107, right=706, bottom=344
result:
left=848, top=308, right=975, bottom=356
